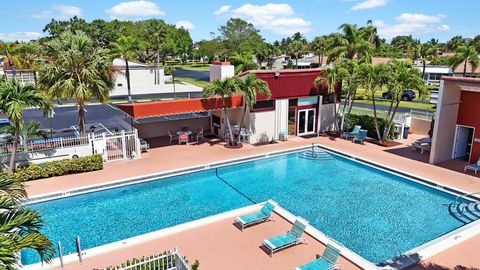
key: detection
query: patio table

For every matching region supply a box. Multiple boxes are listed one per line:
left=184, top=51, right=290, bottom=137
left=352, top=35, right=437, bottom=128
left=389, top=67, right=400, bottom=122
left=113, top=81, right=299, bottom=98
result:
left=176, top=131, right=192, bottom=135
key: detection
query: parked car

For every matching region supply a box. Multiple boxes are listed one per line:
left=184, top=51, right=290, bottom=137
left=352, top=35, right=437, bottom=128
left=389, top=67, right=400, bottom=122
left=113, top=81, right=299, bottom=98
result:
left=382, top=89, right=416, bottom=101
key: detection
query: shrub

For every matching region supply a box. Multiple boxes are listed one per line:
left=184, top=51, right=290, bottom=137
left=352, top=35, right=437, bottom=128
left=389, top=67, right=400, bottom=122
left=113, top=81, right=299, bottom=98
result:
left=344, top=114, right=395, bottom=141
left=1, top=154, right=103, bottom=182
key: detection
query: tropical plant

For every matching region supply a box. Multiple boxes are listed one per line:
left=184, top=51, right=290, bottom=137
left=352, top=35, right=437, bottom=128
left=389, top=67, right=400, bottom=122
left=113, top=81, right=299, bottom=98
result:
left=228, top=53, right=259, bottom=74
left=356, top=63, right=390, bottom=142
left=38, top=31, right=115, bottom=135
left=0, top=79, right=51, bottom=175
left=450, top=42, right=480, bottom=77
left=338, top=59, right=361, bottom=129
left=255, top=43, right=280, bottom=69
left=0, top=176, right=54, bottom=269
left=382, top=61, right=424, bottom=142
left=203, top=77, right=241, bottom=146
left=314, top=66, right=348, bottom=132
left=327, top=23, right=377, bottom=63
left=1, top=121, right=48, bottom=145
left=236, top=74, right=271, bottom=140
left=446, top=35, right=468, bottom=52
left=287, top=40, right=306, bottom=69
left=418, top=40, right=440, bottom=79
left=310, top=36, right=329, bottom=67
left=111, top=35, right=144, bottom=102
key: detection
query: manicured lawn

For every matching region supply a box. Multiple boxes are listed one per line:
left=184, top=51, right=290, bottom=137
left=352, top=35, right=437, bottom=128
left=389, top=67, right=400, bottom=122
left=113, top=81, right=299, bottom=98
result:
left=176, top=77, right=209, bottom=88
left=355, top=99, right=436, bottom=111
left=173, top=63, right=210, bottom=72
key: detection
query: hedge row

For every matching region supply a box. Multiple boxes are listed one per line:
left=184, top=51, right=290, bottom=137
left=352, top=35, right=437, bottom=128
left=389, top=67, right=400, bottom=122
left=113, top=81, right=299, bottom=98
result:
left=1, top=154, right=103, bottom=182
left=344, top=114, right=395, bottom=141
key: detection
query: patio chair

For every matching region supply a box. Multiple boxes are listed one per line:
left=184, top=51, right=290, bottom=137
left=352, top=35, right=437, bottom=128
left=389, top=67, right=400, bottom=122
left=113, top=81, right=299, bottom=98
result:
left=294, top=243, right=341, bottom=270
left=341, top=125, right=361, bottom=139
left=262, top=218, right=308, bottom=257
left=411, top=137, right=432, bottom=154
left=235, top=200, right=277, bottom=230
left=352, top=129, right=367, bottom=144
left=178, top=133, right=189, bottom=145
left=168, top=130, right=179, bottom=144
left=196, top=128, right=204, bottom=142
left=465, top=160, right=480, bottom=175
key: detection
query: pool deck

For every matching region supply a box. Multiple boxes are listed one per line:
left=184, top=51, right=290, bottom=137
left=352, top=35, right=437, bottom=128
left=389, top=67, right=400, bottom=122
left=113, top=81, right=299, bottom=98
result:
left=25, top=134, right=480, bottom=270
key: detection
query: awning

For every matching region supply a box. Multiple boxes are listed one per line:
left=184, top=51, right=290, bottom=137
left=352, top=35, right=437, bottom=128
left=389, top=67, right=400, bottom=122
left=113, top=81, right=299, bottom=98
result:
left=116, top=96, right=244, bottom=119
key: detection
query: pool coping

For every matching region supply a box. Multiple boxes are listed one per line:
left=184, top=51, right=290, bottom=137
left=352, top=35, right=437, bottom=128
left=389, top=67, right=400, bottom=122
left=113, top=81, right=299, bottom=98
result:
left=24, top=144, right=480, bottom=270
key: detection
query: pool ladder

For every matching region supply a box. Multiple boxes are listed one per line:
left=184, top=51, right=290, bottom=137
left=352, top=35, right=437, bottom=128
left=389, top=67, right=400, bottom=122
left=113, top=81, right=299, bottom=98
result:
left=448, top=192, right=480, bottom=224
left=298, top=144, right=333, bottom=160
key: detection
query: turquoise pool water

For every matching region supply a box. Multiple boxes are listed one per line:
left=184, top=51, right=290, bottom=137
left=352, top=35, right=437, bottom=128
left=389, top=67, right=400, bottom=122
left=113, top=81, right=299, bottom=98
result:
left=23, top=149, right=470, bottom=265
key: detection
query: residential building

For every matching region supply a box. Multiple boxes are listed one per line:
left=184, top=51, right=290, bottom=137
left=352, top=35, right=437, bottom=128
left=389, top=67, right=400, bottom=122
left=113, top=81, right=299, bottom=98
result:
left=430, top=76, right=480, bottom=165
left=452, top=62, right=480, bottom=78
left=417, top=65, right=453, bottom=85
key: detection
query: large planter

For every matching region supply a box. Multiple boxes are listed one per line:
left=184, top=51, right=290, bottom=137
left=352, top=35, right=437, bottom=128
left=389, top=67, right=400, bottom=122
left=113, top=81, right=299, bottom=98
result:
left=224, top=143, right=243, bottom=149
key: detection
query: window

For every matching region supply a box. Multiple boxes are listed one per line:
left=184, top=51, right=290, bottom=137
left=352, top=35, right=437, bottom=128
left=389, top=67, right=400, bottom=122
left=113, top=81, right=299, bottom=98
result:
left=289, top=98, right=298, bottom=107
left=298, top=97, right=318, bottom=106
left=252, top=100, right=275, bottom=111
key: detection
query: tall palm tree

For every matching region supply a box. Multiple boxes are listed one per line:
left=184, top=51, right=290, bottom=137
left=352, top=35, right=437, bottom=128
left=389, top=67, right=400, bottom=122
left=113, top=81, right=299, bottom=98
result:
left=2, top=121, right=48, bottom=145
left=111, top=36, right=144, bottom=103
left=12, top=43, right=43, bottom=85
left=450, top=43, right=480, bottom=77
left=310, top=36, right=329, bottom=67
left=0, top=176, right=54, bottom=269
left=357, top=63, right=390, bottom=142
left=38, top=31, right=115, bottom=135
left=314, top=66, right=348, bottom=132
left=338, top=59, right=361, bottom=129
left=203, top=77, right=240, bottom=146
left=236, top=74, right=271, bottom=139
left=287, top=40, right=306, bottom=69
left=327, top=23, right=376, bottom=63
left=0, top=79, right=51, bottom=175
left=228, top=53, right=259, bottom=74
left=382, top=61, right=424, bottom=141
left=418, top=40, right=439, bottom=79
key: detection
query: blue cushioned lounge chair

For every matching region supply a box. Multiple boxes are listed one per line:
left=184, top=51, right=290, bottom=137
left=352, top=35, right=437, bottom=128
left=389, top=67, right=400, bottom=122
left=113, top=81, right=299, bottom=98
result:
left=465, top=161, right=480, bottom=175
left=341, top=125, right=361, bottom=139
left=235, top=200, right=277, bottom=230
left=262, top=218, right=308, bottom=256
left=294, top=243, right=341, bottom=270
left=352, top=129, right=367, bottom=144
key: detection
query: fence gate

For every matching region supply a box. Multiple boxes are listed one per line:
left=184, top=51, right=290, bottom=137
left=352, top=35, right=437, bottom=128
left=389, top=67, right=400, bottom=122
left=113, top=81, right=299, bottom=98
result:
left=93, top=130, right=140, bottom=162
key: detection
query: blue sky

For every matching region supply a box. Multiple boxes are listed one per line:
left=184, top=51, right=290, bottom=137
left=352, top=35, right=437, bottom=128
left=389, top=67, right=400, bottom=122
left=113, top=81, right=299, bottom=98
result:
left=1, top=0, right=479, bottom=43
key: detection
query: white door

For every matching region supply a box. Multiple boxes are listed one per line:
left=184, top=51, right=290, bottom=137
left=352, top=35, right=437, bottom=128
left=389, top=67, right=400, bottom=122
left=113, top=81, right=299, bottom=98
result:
left=297, top=109, right=316, bottom=135
left=453, top=126, right=472, bottom=159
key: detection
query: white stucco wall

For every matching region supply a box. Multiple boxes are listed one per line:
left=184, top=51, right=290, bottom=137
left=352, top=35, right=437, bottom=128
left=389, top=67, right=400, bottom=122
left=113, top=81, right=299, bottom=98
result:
left=275, top=99, right=289, bottom=138
left=111, top=68, right=166, bottom=97
left=429, top=80, right=461, bottom=164
left=0, top=145, right=92, bottom=166
left=209, top=64, right=235, bottom=82
left=248, top=110, right=276, bottom=144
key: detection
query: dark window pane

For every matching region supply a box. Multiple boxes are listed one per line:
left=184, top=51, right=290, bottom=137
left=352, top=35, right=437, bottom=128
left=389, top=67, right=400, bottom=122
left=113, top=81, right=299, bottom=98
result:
left=252, top=100, right=275, bottom=110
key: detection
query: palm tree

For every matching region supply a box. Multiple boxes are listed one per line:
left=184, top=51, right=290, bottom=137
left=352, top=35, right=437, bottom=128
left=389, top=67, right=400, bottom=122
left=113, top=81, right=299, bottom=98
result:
left=450, top=43, right=480, bottom=77
left=0, top=79, right=51, bottom=175
left=2, top=121, right=48, bottom=145
left=0, top=176, right=54, bottom=269
left=382, top=61, right=424, bottom=142
left=236, top=74, right=271, bottom=140
left=327, top=23, right=376, bottom=63
left=338, top=59, right=361, bottom=129
left=203, top=77, right=240, bottom=146
left=310, top=36, right=329, bottom=67
left=38, top=31, right=115, bottom=135
left=228, top=53, right=259, bottom=74
left=111, top=36, right=144, bottom=103
left=357, top=63, right=390, bottom=142
left=418, top=40, right=440, bottom=79
left=287, top=40, right=306, bottom=69
left=314, top=66, right=348, bottom=132
left=12, top=43, right=43, bottom=85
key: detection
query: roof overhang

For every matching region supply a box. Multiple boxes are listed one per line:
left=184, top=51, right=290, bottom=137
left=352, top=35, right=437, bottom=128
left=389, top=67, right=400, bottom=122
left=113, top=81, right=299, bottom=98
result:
left=116, top=96, right=244, bottom=119
left=442, top=76, right=480, bottom=93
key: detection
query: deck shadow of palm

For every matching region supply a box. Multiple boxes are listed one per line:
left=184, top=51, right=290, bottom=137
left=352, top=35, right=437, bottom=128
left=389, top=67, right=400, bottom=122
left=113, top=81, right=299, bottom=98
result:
left=410, top=263, right=480, bottom=270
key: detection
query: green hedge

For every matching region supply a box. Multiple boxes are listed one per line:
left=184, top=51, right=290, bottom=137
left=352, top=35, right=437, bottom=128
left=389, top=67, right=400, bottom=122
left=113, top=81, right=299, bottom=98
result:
left=1, top=154, right=103, bottom=182
left=344, top=114, right=395, bottom=140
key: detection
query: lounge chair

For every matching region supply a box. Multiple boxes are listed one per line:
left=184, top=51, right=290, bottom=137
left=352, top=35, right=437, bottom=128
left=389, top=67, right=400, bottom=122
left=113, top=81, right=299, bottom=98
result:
left=341, top=125, right=361, bottom=139
left=411, top=137, right=432, bottom=154
left=235, top=200, right=277, bottom=230
left=168, top=130, right=179, bottom=144
left=465, top=160, right=480, bottom=175
left=352, top=129, right=367, bottom=144
left=262, top=218, right=308, bottom=256
left=294, top=244, right=341, bottom=270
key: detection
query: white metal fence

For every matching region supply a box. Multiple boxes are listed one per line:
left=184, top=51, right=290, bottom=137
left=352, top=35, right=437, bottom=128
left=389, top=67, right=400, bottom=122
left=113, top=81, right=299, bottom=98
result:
left=410, top=109, right=434, bottom=120
left=104, top=249, right=191, bottom=270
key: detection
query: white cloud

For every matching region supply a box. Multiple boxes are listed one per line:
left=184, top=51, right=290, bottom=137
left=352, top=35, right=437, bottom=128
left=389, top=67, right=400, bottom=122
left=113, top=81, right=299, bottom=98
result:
left=373, top=13, right=449, bottom=39
left=106, top=1, right=165, bottom=19
left=176, top=20, right=195, bottom=30
left=215, top=3, right=312, bottom=36
left=31, top=4, right=83, bottom=20
left=214, top=5, right=231, bottom=16
left=0, top=32, right=42, bottom=42
left=351, top=0, right=387, bottom=11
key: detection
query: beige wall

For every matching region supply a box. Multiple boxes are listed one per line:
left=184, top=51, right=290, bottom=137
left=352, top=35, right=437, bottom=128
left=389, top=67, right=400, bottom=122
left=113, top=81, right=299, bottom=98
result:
left=430, top=80, right=462, bottom=164
left=248, top=110, right=276, bottom=144
left=135, top=117, right=211, bottom=139
left=319, top=103, right=337, bottom=132
left=410, top=118, right=432, bottom=135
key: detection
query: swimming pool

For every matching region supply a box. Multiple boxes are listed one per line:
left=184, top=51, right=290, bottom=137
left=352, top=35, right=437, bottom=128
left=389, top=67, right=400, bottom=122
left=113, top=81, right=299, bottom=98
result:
left=22, top=147, right=475, bottom=265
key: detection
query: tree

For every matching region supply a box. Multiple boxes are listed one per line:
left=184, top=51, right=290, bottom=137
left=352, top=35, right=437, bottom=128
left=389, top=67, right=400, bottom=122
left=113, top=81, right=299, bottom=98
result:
left=228, top=53, right=259, bottom=74
left=140, top=19, right=168, bottom=69
left=236, top=74, right=271, bottom=140
left=418, top=40, right=440, bottom=79
left=0, top=176, right=54, bottom=269
left=287, top=40, right=306, bottom=69
left=111, top=36, right=144, bottom=103
left=38, top=31, right=115, bottom=135
left=310, top=36, right=329, bottom=67
left=327, top=23, right=377, bottom=63
left=314, top=66, right=348, bottom=132
left=450, top=43, right=480, bottom=77
left=196, top=39, right=224, bottom=63
left=218, top=18, right=264, bottom=55
left=11, top=43, right=43, bottom=85
left=382, top=61, right=424, bottom=142
left=203, top=78, right=240, bottom=146
left=255, top=43, right=280, bottom=68
left=1, top=121, right=48, bottom=145
left=338, top=59, right=361, bottom=129
left=0, top=79, right=50, bottom=175
left=446, top=35, right=467, bottom=52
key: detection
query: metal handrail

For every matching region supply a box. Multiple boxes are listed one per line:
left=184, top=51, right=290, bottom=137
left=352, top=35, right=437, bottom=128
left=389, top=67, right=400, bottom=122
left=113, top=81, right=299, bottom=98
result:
left=455, top=191, right=480, bottom=205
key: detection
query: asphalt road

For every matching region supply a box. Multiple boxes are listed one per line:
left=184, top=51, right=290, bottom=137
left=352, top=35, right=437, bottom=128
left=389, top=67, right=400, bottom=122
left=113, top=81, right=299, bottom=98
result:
left=343, top=101, right=432, bottom=114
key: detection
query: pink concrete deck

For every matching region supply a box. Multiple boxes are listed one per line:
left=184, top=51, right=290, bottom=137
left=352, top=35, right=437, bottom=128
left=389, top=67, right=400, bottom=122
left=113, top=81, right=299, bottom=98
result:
left=25, top=134, right=480, bottom=270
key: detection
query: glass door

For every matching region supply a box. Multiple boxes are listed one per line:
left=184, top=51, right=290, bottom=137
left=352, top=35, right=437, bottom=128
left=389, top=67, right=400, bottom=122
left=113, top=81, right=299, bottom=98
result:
left=297, top=109, right=316, bottom=135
